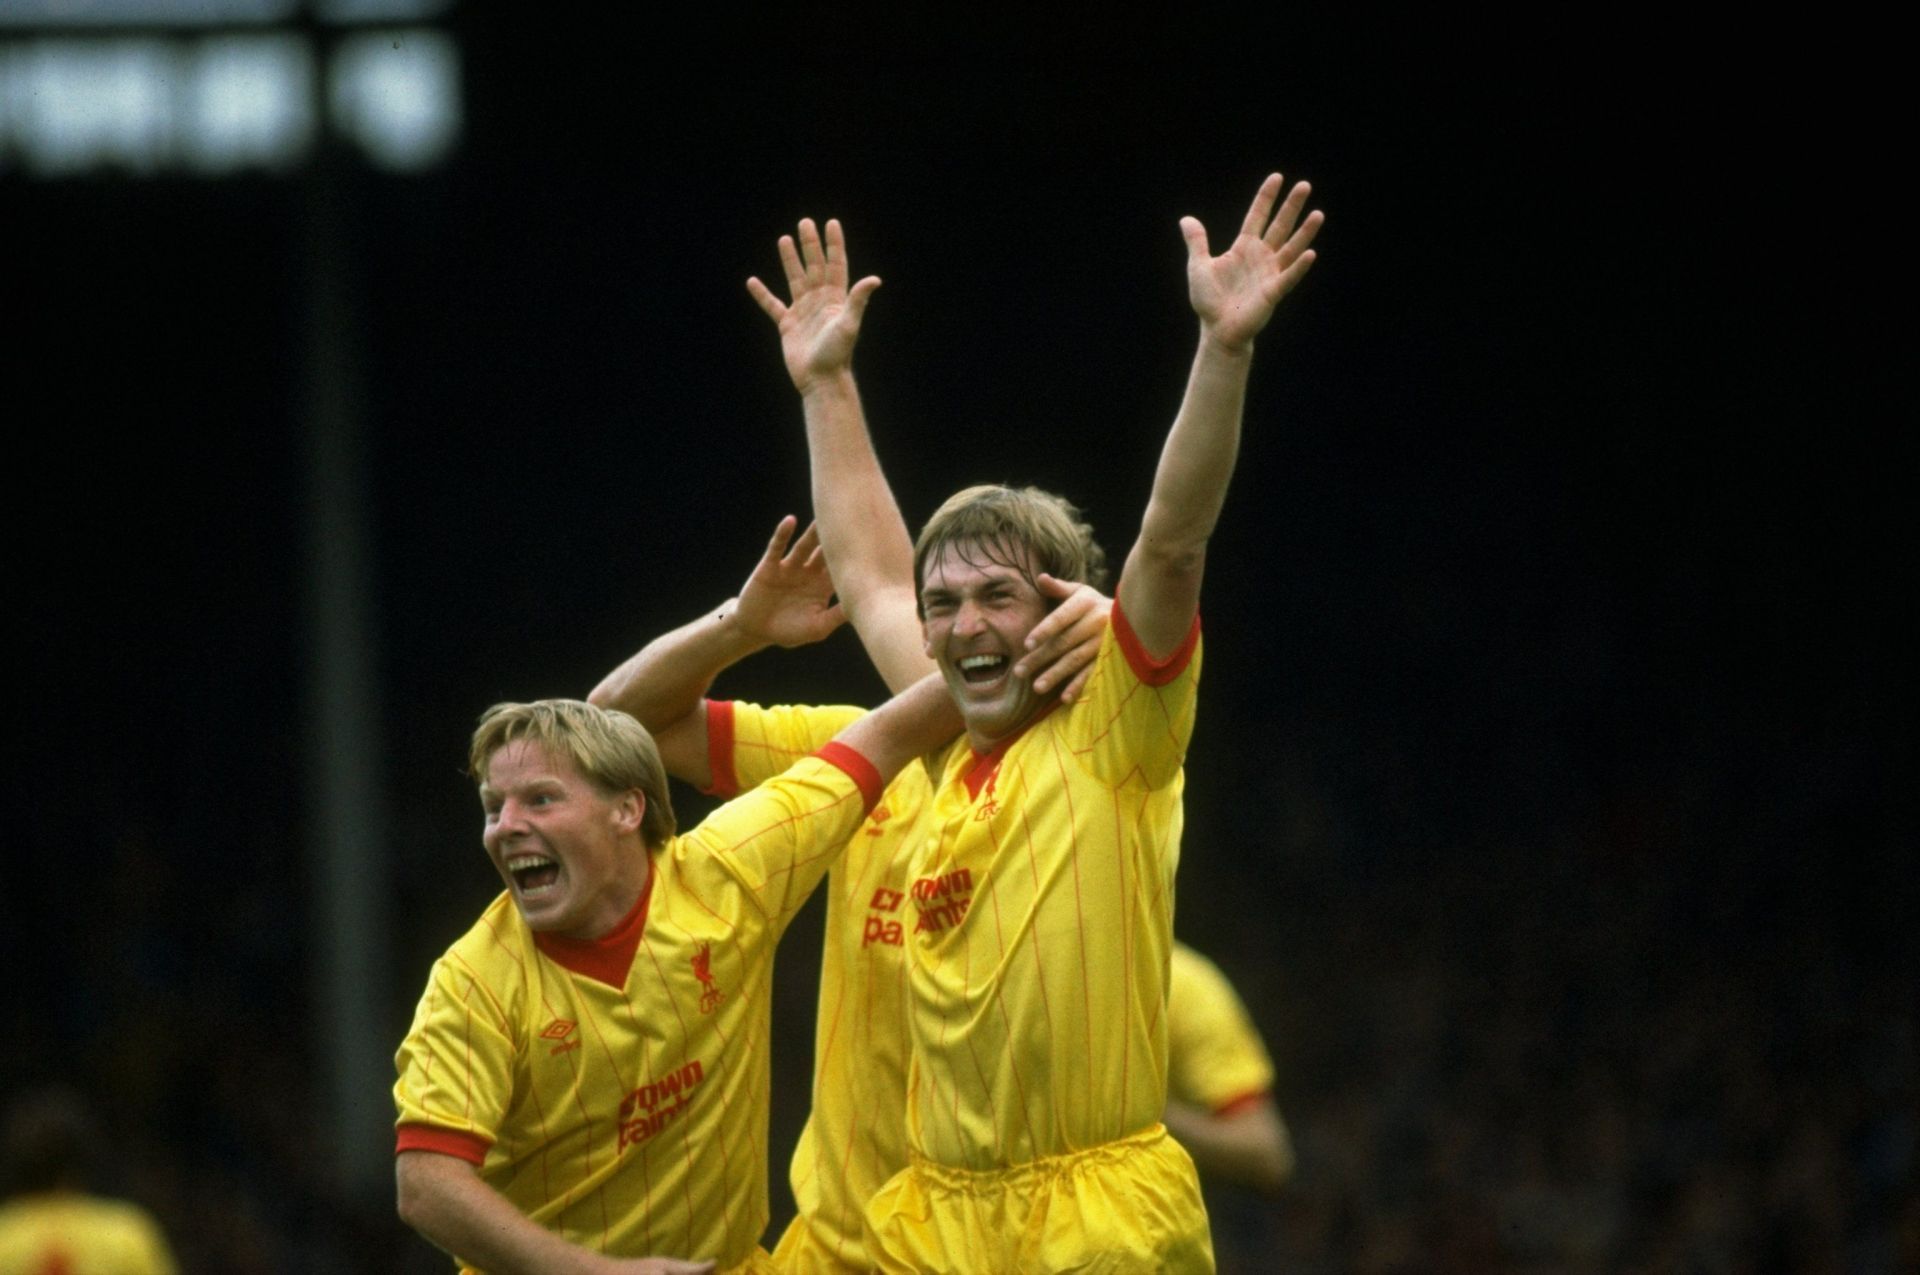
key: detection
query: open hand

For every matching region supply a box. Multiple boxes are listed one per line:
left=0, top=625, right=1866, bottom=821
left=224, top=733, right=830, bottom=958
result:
left=1182, top=173, right=1323, bottom=352
left=733, top=516, right=845, bottom=649
left=746, top=218, right=881, bottom=393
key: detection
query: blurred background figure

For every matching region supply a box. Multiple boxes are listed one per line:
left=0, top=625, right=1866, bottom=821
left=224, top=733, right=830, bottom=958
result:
left=0, top=1085, right=178, bottom=1275
left=1166, top=940, right=1295, bottom=1197
left=1164, top=941, right=1294, bottom=1270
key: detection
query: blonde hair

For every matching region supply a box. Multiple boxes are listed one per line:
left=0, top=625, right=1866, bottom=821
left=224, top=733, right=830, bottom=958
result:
left=913, top=484, right=1109, bottom=612
left=469, top=699, right=676, bottom=847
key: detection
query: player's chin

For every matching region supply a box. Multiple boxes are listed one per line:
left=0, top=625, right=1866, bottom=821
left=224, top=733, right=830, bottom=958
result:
left=512, top=882, right=571, bottom=929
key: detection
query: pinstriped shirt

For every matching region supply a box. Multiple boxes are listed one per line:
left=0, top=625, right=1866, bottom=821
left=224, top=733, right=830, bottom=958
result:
left=392, top=750, right=879, bottom=1270
left=903, top=604, right=1201, bottom=1170
left=705, top=699, right=928, bottom=1273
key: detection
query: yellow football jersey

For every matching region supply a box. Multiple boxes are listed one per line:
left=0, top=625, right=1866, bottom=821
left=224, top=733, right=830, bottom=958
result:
left=393, top=751, right=878, bottom=1270
left=0, top=1193, right=177, bottom=1275
left=901, top=605, right=1201, bottom=1169
left=1168, top=942, right=1275, bottom=1114
left=706, top=700, right=927, bottom=1274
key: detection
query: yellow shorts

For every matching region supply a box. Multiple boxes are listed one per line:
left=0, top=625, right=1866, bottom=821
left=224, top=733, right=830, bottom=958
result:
left=863, top=1124, right=1214, bottom=1273
left=720, top=1248, right=779, bottom=1275
left=770, top=1213, right=869, bottom=1274
left=462, top=1244, right=774, bottom=1275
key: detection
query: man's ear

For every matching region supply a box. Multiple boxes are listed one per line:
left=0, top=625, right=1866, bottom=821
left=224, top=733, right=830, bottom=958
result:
left=613, top=790, right=646, bottom=835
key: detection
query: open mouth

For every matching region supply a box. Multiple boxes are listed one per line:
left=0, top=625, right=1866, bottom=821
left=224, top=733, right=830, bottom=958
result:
left=958, top=654, right=1007, bottom=686
left=507, top=853, right=561, bottom=894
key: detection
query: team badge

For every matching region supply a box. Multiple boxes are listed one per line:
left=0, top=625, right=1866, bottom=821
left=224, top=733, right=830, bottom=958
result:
left=975, top=767, right=1000, bottom=821
left=691, top=942, right=725, bottom=1014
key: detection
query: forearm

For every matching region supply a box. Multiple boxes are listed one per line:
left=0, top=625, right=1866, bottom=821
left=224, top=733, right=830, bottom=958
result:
left=1136, top=334, right=1252, bottom=568
left=833, top=673, right=960, bottom=780
left=1163, top=1096, right=1293, bottom=1196
left=801, top=371, right=932, bottom=693
left=590, top=602, right=764, bottom=727
left=397, top=1151, right=613, bottom=1275
left=588, top=602, right=769, bottom=786
left=1118, top=335, right=1252, bottom=649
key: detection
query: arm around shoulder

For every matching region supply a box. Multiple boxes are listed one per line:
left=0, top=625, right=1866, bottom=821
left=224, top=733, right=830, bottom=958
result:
left=829, top=673, right=961, bottom=784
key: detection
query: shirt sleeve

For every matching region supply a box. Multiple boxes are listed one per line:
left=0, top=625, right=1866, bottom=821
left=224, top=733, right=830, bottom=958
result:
left=1061, top=602, right=1202, bottom=791
left=1167, top=944, right=1275, bottom=1113
left=393, top=947, right=518, bottom=1156
left=704, top=700, right=867, bottom=796
left=676, top=750, right=879, bottom=935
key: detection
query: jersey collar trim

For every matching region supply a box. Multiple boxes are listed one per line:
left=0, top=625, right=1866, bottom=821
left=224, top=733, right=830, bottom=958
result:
left=962, top=699, right=1061, bottom=799
left=532, top=866, right=655, bottom=988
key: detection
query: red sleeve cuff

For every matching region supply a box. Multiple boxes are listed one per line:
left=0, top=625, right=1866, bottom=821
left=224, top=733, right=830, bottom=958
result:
left=1212, top=1089, right=1271, bottom=1118
left=1111, top=602, right=1201, bottom=686
left=395, top=1123, right=491, bottom=1164
left=815, top=740, right=884, bottom=814
left=701, top=700, right=739, bottom=797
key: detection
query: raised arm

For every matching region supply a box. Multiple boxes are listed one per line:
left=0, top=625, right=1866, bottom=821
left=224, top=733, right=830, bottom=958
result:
left=587, top=517, right=843, bottom=786
left=749, top=219, right=1115, bottom=703
left=747, top=218, right=928, bottom=693
left=1117, top=173, right=1323, bottom=656
left=397, top=1151, right=714, bottom=1275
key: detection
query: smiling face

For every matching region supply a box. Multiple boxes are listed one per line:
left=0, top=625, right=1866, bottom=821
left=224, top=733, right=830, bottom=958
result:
left=478, top=739, right=650, bottom=941
left=920, top=538, right=1056, bottom=750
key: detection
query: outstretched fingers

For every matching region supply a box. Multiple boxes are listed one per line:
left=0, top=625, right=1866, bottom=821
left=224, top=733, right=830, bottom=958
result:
left=1272, top=207, right=1325, bottom=280
left=776, top=231, right=807, bottom=295
left=1239, top=172, right=1285, bottom=241
left=760, top=514, right=802, bottom=566
left=846, top=274, right=882, bottom=326
left=1179, top=215, right=1212, bottom=264
left=1261, top=180, right=1315, bottom=251
left=796, top=218, right=828, bottom=286
left=784, top=520, right=825, bottom=569
left=745, top=275, right=787, bottom=322
left=824, top=218, right=851, bottom=290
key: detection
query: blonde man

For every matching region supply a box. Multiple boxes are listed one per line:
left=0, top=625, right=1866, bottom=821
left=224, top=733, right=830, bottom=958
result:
left=393, top=686, right=955, bottom=1275
left=742, top=173, right=1323, bottom=1271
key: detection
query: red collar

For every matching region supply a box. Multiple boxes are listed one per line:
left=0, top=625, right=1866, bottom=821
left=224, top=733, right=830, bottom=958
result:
left=532, top=865, right=654, bottom=988
left=962, top=700, right=1061, bottom=799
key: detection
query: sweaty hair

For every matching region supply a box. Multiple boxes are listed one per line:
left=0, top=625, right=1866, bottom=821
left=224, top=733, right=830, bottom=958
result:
left=468, top=699, right=676, bottom=848
left=913, top=484, right=1109, bottom=612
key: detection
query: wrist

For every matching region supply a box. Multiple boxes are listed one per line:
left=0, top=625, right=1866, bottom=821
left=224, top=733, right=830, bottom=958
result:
left=797, top=367, right=859, bottom=401
left=1197, top=324, right=1257, bottom=361
left=711, top=599, right=774, bottom=657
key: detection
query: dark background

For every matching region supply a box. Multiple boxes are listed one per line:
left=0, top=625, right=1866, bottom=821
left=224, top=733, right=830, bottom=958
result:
left=6, top=7, right=1910, bottom=1271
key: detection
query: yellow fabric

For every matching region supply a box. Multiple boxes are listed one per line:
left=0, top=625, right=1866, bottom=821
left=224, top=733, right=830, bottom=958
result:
left=721, top=702, right=926, bottom=1275
left=1167, top=943, right=1275, bottom=1113
left=901, top=616, right=1200, bottom=1170
left=461, top=1253, right=774, bottom=1275
left=395, top=755, right=870, bottom=1271
left=864, top=1124, right=1213, bottom=1274
left=0, top=1194, right=177, bottom=1275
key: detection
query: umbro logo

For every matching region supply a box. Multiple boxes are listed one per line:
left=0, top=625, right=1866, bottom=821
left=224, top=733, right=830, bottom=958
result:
left=543, top=1019, right=580, bottom=1055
